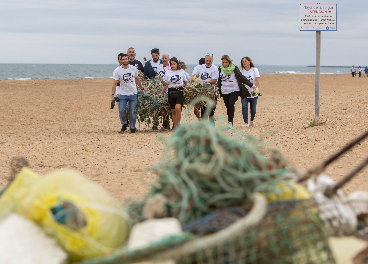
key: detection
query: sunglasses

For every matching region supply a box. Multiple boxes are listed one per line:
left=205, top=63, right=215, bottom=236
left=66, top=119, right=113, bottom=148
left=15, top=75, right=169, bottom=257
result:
left=206, top=53, right=213, bottom=57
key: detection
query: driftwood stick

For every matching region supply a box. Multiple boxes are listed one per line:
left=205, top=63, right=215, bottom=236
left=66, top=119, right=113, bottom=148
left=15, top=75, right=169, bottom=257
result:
left=298, top=129, right=368, bottom=183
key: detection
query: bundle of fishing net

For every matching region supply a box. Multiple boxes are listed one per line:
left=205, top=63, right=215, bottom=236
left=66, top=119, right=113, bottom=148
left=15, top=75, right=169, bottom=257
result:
left=121, top=106, right=335, bottom=263
left=127, top=114, right=296, bottom=224
left=183, top=77, right=217, bottom=108
left=136, top=72, right=171, bottom=126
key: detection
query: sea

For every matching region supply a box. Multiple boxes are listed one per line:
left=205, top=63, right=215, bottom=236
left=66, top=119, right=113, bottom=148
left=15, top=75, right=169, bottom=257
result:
left=0, top=63, right=352, bottom=81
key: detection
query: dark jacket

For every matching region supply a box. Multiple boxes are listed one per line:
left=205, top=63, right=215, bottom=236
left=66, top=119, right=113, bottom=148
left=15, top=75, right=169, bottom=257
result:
left=143, top=59, right=162, bottom=79
left=218, top=66, right=252, bottom=98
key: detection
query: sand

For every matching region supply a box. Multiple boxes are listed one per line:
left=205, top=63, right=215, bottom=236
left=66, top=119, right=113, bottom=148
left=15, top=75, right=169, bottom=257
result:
left=0, top=74, right=367, bottom=202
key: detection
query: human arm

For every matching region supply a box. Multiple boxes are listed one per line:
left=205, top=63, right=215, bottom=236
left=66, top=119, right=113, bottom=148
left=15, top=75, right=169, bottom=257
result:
left=135, top=76, right=143, bottom=91
left=254, top=77, right=260, bottom=92
left=160, top=75, right=169, bottom=95
left=207, top=79, right=217, bottom=85
left=111, top=79, right=118, bottom=101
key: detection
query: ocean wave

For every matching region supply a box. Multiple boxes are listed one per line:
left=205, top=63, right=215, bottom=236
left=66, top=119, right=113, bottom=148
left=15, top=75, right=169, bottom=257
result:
left=7, top=77, right=32, bottom=81
left=84, top=77, right=95, bottom=79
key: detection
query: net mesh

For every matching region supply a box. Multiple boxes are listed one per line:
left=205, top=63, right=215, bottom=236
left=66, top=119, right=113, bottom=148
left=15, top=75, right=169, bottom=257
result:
left=78, top=199, right=335, bottom=264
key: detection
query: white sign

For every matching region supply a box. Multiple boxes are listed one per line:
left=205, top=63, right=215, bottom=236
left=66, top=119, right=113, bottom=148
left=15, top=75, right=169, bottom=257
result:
left=300, top=4, right=337, bottom=31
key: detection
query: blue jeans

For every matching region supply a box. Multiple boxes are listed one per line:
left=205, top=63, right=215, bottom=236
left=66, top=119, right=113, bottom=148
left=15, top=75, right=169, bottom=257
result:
left=241, top=97, right=258, bottom=124
left=118, top=94, right=137, bottom=129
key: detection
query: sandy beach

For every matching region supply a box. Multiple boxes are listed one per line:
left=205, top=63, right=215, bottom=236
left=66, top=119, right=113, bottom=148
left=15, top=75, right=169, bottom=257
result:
left=0, top=74, right=367, bottom=203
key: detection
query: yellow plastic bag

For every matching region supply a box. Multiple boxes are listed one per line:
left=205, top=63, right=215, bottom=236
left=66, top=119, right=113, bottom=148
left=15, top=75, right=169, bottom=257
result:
left=263, top=182, right=311, bottom=202
left=0, top=168, right=130, bottom=261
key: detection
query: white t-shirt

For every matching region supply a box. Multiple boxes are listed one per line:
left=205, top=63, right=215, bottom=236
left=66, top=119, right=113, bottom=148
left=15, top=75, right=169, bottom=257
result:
left=114, top=65, right=138, bottom=95
left=192, top=64, right=201, bottom=76
left=150, top=60, right=162, bottom=74
left=112, top=66, right=121, bottom=79
left=219, top=70, right=240, bottom=94
left=157, top=64, right=171, bottom=77
left=193, top=64, right=219, bottom=83
left=351, top=67, right=356, bottom=73
left=184, top=71, right=190, bottom=82
left=163, top=69, right=188, bottom=88
left=241, top=67, right=260, bottom=98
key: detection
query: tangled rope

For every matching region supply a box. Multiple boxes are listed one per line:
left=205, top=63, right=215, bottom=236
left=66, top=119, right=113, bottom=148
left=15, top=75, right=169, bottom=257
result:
left=128, top=99, right=293, bottom=224
left=135, top=72, right=217, bottom=127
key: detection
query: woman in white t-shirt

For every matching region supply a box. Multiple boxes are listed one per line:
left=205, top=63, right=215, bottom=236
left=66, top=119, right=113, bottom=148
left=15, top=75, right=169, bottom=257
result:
left=160, top=57, right=188, bottom=129
left=218, top=55, right=254, bottom=126
left=240, top=56, right=260, bottom=127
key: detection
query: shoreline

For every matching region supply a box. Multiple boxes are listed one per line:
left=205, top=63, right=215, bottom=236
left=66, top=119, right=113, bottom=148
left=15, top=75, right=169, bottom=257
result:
left=0, top=72, right=354, bottom=82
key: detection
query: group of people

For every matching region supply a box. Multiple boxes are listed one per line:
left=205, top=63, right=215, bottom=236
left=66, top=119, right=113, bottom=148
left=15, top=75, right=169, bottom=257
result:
left=350, top=66, right=368, bottom=78
left=110, top=47, right=260, bottom=133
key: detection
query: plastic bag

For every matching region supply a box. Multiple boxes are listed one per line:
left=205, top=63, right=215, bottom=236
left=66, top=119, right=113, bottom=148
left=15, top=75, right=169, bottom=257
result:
left=0, top=168, right=130, bottom=261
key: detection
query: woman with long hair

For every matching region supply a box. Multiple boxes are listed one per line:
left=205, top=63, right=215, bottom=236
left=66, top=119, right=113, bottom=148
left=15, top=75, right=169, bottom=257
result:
left=240, top=56, right=260, bottom=127
left=218, top=55, right=254, bottom=126
left=160, top=57, right=188, bottom=129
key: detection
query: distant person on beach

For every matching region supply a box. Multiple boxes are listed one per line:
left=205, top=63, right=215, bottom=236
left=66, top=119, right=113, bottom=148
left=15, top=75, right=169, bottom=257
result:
left=358, top=66, right=362, bottom=78
left=217, top=55, right=253, bottom=126
left=143, top=48, right=162, bottom=79
left=160, top=57, right=188, bottom=129
left=111, top=53, right=143, bottom=134
left=364, top=67, right=368, bottom=78
left=240, top=56, right=260, bottom=127
left=192, top=58, right=206, bottom=119
left=143, top=57, right=147, bottom=66
left=351, top=66, right=356, bottom=77
left=127, top=47, right=144, bottom=72
left=192, top=54, right=219, bottom=121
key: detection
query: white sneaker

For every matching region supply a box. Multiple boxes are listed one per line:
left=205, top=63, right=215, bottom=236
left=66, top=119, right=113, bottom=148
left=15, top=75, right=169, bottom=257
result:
left=240, top=123, right=249, bottom=127
left=250, top=121, right=255, bottom=127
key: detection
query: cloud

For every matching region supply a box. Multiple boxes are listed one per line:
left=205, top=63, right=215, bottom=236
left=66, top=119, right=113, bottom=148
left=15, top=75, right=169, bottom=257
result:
left=0, top=0, right=367, bottom=65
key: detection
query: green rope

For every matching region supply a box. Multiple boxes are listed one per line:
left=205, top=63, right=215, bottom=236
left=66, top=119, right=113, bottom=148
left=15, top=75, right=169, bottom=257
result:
left=127, top=99, right=294, bottom=224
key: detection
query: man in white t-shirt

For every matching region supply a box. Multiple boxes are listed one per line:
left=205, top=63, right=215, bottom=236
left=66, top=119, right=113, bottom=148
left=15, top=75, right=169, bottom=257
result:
left=158, top=54, right=171, bottom=77
left=192, top=54, right=219, bottom=121
left=143, top=48, right=163, bottom=79
left=143, top=48, right=163, bottom=130
left=111, top=53, right=143, bottom=133
left=112, top=53, right=129, bottom=122
left=158, top=54, right=171, bottom=130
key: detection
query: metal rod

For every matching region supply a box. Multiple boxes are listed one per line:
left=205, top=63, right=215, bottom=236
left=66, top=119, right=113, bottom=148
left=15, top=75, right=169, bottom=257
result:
left=315, top=31, right=321, bottom=123
left=298, top=129, right=368, bottom=182
left=331, top=156, right=368, bottom=194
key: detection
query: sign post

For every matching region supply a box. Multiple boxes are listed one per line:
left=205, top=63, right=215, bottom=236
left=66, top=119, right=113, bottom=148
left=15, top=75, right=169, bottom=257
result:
left=299, top=4, right=337, bottom=123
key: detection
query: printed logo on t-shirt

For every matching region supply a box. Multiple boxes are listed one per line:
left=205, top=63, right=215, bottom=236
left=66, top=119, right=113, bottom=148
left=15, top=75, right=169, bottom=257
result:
left=122, top=73, right=134, bottom=83
left=170, top=75, right=181, bottom=84
left=158, top=70, right=166, bottom=77
left=245, top=75, right=253, bottom=82
left=220, top=73, right=232, bottom=82
left=200, top=72, right=211, bottom=81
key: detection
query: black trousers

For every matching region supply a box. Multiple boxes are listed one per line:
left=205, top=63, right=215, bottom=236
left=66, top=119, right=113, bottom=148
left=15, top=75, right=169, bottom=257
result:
left=222, top=91, right=240, bottom=123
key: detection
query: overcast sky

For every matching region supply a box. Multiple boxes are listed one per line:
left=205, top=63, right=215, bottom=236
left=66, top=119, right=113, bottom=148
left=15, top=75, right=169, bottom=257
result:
left=0, top=0, right=367, bottom=66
